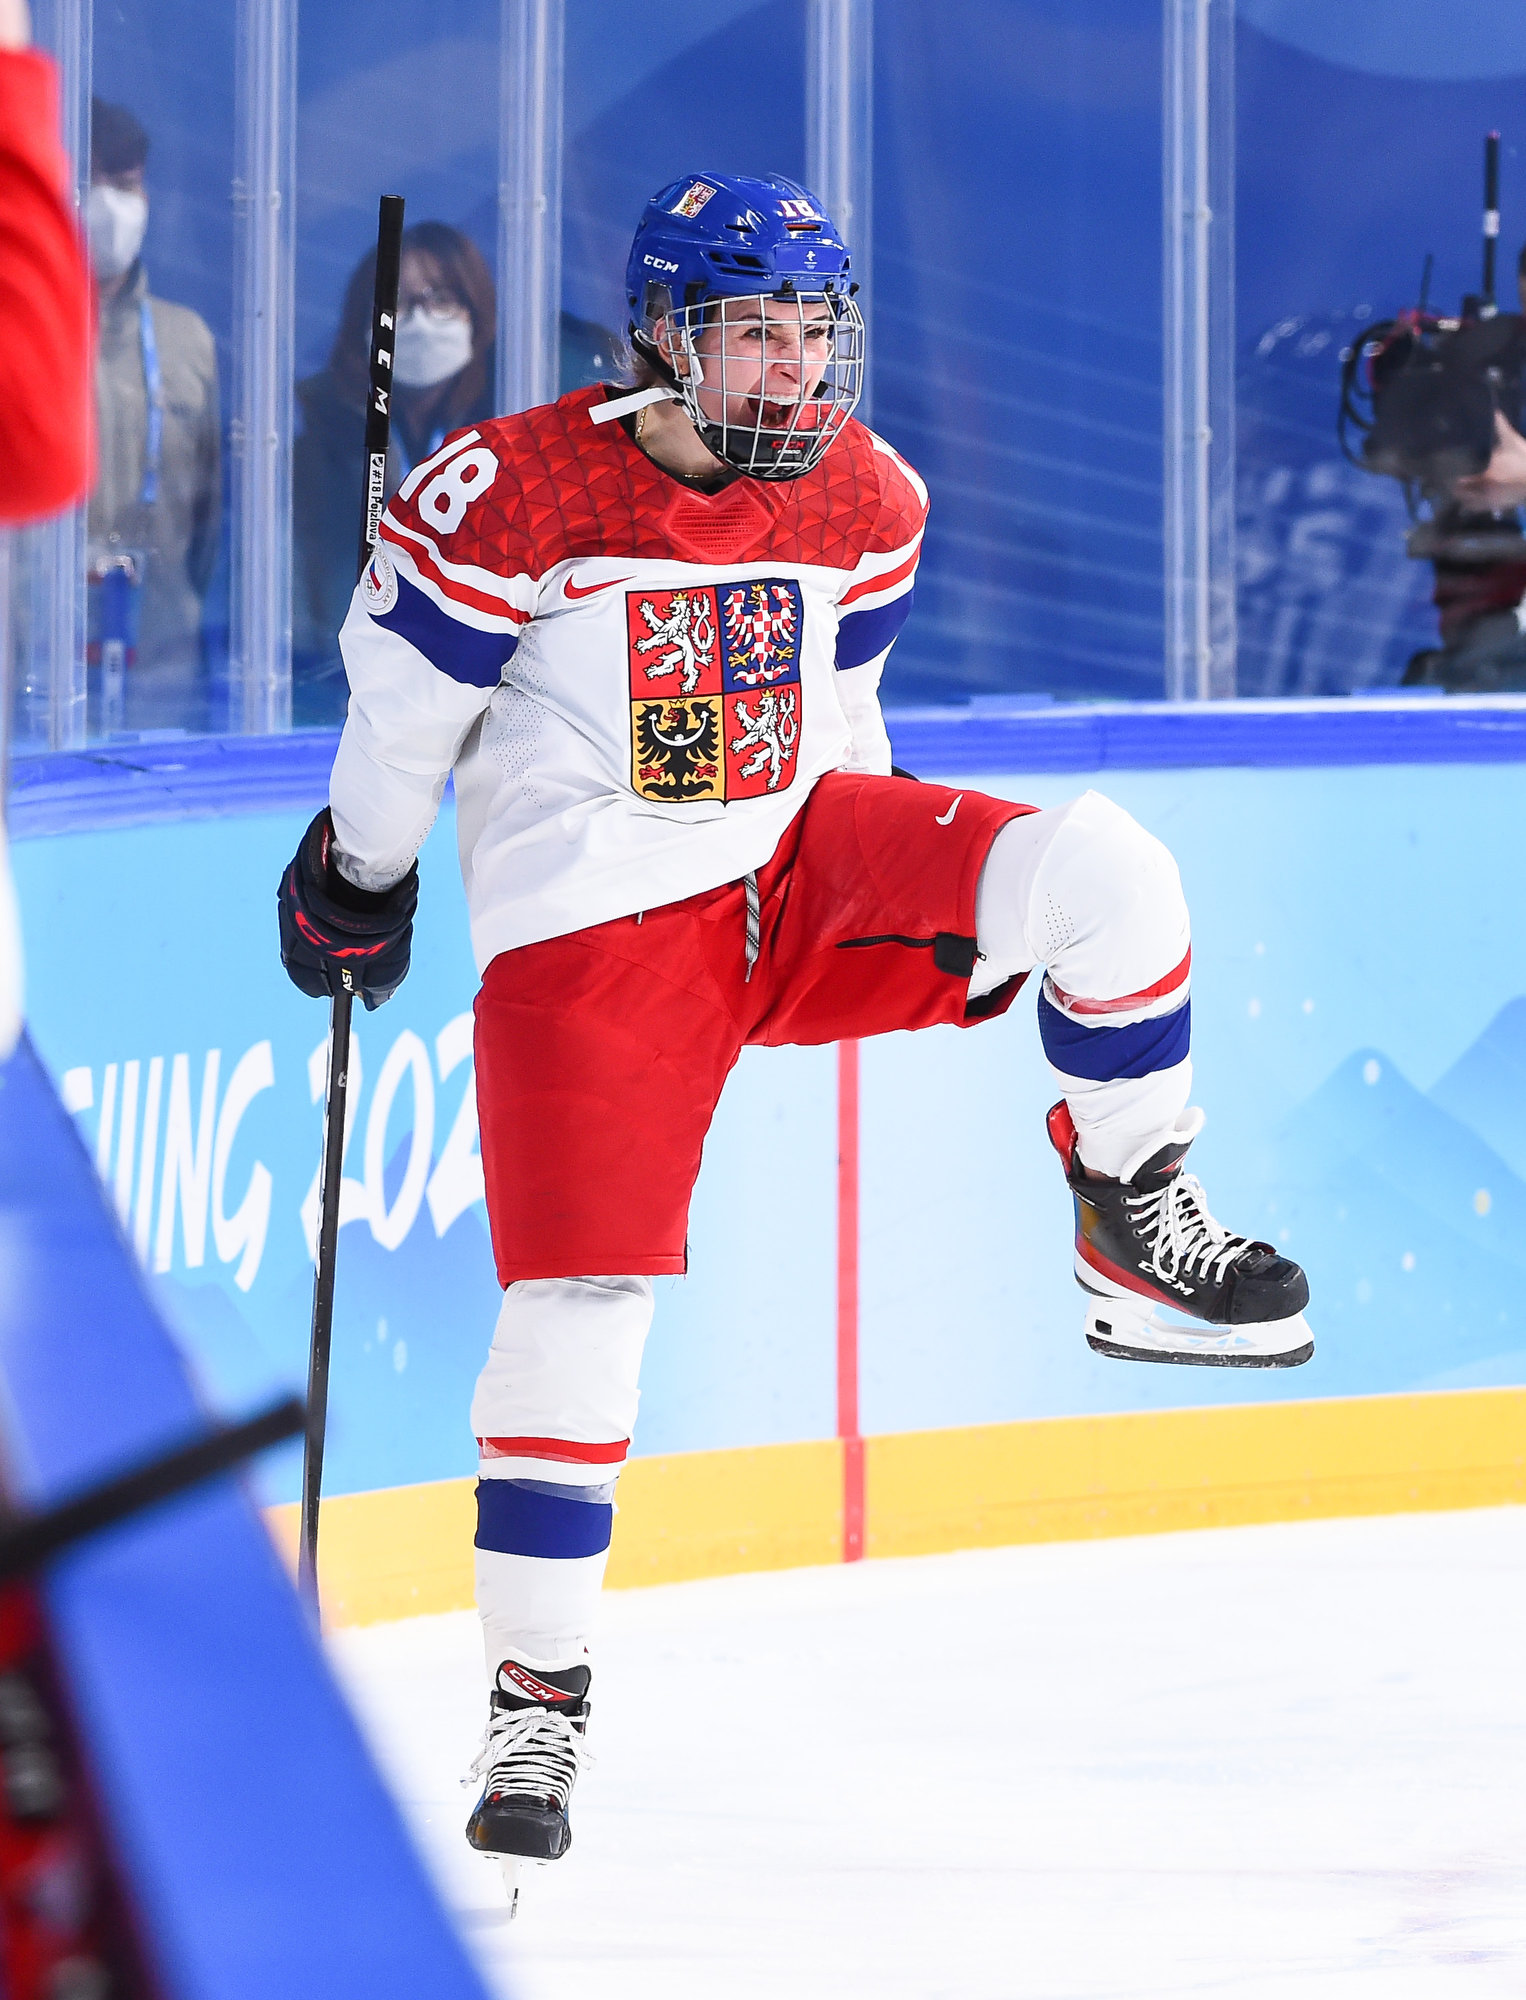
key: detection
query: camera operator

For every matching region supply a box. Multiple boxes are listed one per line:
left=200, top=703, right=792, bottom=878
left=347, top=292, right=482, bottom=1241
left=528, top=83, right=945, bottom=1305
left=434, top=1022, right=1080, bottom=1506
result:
left=1400, top=247, right=1526, bottom=693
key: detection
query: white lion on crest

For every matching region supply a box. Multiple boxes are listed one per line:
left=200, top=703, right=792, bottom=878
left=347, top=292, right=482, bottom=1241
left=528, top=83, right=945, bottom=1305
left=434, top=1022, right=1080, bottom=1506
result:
left=634, top=592, right=716, bottom=694
left=729, top=688, right=799, bottom=791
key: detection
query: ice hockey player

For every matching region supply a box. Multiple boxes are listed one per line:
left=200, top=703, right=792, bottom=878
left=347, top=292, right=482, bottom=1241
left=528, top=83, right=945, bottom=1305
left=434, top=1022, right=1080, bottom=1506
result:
left=277, top=170, right=1312, bottom=1894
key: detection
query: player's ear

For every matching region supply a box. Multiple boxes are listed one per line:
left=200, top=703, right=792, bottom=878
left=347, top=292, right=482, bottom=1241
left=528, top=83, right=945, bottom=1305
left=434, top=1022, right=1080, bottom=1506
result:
left=653, top=317, right=691, bottom=378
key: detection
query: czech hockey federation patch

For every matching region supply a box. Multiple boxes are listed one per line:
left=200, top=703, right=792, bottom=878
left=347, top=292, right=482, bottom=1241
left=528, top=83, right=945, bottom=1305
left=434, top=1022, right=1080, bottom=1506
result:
left=670, top=180, right=717, bottom=219
left=360, top=544, right=398, bottom=615
left=626, top=580, right=802, bottom=803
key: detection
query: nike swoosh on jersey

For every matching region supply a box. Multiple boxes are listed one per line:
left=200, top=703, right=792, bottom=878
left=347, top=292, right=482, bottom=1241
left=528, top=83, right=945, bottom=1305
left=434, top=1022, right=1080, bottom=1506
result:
left=563, top=573, right=633, bottom=600
left=934, top=794, right=963, bottom=826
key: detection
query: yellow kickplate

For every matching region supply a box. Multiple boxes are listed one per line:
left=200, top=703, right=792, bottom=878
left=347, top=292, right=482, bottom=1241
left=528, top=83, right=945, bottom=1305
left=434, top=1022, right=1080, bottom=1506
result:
left=266, top=1389, right=1526, bottom=1628
left=606, top=1437, right=842, bottom=1589
left=265, top=1437, right=844, bottom=1627
left=267, top=1474, right=477, bottom=1627
left=866, top=1387, right=1526, bottom=1559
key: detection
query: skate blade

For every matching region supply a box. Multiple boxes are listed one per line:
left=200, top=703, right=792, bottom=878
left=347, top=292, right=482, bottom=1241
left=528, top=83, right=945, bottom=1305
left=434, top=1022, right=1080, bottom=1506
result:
left=1084, top=1299, right=1314, bottom=1368
left=480, top=1840, right=540, bottom=1920
left=487, top=1854, right=532, bottom=1919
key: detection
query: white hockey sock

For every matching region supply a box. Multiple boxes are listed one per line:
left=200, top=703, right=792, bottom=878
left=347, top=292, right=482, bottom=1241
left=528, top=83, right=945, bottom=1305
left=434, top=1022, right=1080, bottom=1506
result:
left=974, top=791, right=1193, bottom=1176
left=471, top=1275, right=652, bottom=1679
left=476, top=1550, right=611, bottom=1674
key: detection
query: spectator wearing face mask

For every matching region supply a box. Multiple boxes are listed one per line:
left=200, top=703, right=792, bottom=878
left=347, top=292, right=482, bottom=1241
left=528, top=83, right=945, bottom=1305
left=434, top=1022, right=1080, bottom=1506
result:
left=87, top=97, right=220, bottom=732
left=292, top=221, right=497, bottom=724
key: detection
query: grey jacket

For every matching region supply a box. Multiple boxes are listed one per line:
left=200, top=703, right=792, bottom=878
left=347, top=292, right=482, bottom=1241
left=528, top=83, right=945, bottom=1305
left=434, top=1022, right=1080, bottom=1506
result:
left=89, top=262, right=220, bottom=678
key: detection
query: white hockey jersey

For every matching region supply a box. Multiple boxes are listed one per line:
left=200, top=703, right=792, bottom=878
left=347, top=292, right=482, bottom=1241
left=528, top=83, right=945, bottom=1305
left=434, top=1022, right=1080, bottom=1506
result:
left=329, top=384, right=928, bottom=972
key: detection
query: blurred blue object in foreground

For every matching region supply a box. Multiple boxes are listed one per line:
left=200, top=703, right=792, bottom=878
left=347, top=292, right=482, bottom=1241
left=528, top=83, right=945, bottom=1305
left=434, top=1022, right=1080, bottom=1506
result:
left=0, top=1033, right=494, bottom=1999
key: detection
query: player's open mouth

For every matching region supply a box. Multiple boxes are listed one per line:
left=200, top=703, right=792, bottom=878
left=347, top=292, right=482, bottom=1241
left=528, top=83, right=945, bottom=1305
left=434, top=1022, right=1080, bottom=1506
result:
left=744, top=397, right=824, bottom=430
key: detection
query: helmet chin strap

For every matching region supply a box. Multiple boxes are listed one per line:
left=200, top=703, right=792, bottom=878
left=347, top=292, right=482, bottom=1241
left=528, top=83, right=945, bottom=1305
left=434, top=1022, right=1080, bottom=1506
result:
left=590, top=319, right=714, bottom=427
left=587, top=383, right=680, bottom=426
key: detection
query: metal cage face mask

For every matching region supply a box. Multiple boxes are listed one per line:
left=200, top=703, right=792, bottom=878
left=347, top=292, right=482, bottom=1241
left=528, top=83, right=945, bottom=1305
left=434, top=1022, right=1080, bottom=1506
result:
left=656, top=290, right=866, bottom=481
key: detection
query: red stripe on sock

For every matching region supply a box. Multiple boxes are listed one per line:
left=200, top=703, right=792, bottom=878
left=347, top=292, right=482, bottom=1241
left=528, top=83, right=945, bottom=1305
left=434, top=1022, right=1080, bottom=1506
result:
left=1049, top=944, right=1192, bottom=1018
left=477, top=1435, right=629, bottom=1465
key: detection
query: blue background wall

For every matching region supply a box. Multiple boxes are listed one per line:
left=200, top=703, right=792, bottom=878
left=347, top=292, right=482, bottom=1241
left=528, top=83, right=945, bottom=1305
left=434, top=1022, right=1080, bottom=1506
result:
left=1235, top=11, right=1526, bottom=696
left=861, top=757, right=1526, bottom=1427
left=15, top=735, right=1526, bottom=1505
left=83, top=0, right=1526, bottom=713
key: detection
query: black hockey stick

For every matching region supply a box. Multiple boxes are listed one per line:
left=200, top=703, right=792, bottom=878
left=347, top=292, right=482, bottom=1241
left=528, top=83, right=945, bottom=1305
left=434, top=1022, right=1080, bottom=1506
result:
left=0, top=1396, right=304, bottom=1586
left=298, top=193, right=406, bottom=1611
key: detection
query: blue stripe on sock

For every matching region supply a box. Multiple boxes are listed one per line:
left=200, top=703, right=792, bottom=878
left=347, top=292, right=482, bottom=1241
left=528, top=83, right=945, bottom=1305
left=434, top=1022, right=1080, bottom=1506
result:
left=1038, top=991, right=1191, bottom=1082
left=475, top=1478, right=614, bottom=1560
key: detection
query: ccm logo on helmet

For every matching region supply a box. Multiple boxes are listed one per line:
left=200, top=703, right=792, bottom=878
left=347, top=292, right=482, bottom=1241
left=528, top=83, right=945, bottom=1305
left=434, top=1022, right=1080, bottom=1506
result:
left=642, top=255, right=679, bottom=272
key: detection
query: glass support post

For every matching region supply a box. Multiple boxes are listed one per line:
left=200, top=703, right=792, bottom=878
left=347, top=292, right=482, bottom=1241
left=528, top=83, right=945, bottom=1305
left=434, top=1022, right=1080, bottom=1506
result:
left=28, top=0, right=91, bottom=751
left=498, top=0, right=564, bottom=415
left=1162, top=0, right=1235, bottom=700
left=806, top=0, right=873, bottom=419
left=231, top=0, right=296, bottom=736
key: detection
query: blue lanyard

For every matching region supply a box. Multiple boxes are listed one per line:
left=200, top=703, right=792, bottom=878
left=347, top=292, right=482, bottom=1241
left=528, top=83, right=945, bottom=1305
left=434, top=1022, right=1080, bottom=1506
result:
left=139, top=297, right=163, bottom=508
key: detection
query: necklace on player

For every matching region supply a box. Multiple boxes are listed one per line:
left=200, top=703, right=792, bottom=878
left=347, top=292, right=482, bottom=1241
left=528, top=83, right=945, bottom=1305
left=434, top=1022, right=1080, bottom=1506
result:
left=634, top=404, right=649, bottom=444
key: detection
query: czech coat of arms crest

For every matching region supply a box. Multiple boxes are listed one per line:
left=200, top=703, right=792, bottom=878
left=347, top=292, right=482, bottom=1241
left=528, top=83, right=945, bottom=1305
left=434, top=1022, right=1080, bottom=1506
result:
left=626, top=579, right=803, bottom=802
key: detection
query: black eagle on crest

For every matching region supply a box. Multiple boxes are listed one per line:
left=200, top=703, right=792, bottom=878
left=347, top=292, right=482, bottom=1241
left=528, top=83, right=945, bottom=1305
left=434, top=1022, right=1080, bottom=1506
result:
left=632, top=699, right=723, bottom=800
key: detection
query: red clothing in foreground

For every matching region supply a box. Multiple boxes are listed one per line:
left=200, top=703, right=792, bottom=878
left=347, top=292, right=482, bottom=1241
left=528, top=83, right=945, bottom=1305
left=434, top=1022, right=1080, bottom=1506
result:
left=0, top=49, right=91, bottom=524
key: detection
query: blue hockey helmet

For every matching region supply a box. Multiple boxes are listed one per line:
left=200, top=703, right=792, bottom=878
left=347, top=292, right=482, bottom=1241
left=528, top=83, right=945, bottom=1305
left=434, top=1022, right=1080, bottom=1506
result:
left=624, top=171, right=865, bottom=480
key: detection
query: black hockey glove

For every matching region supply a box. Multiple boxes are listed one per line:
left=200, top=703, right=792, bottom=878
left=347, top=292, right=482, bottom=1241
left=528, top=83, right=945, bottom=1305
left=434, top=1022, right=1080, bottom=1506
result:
left=277, top=808, right=418, bottom=1011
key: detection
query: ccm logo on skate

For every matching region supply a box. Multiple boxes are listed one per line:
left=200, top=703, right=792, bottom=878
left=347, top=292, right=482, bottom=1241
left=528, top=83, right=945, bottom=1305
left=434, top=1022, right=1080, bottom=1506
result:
left=563, top=573, right=633, bottom=601
left=934, top=795, right=963, bottom=826
left=499, top=1662, right=576, bottom=1704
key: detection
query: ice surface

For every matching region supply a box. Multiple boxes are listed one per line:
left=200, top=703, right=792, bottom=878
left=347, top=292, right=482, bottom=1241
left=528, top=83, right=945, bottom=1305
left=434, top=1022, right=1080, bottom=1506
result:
left=328, top=1509, right=1526, bottom=1999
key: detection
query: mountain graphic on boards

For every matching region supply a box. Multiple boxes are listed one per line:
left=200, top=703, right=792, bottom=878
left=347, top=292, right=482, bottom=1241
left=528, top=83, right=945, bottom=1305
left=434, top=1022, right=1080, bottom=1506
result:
left=1429, top=995, right=1526, bottom=1185
left=1252, top=999, right=1526, bottom=1398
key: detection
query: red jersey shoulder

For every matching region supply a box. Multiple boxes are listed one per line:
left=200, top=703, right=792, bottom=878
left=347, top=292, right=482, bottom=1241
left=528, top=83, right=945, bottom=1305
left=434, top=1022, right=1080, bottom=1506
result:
left=384, top=394, right=928, bottom=581
left=471, top=385, right=616, bottom=485
left=861, top=425, right=929, bottom=549
left=773, top=419, right=927, bottom=568
left=386, top=388, right=658, bottom=580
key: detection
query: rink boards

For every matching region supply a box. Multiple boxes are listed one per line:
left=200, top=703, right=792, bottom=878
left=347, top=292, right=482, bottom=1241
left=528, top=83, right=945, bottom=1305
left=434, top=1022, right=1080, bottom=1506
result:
left=13, top=702, right=1526, bottom=1619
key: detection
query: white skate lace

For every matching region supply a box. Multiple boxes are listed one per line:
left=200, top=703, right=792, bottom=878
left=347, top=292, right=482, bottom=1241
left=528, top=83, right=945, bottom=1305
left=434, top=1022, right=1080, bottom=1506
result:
left=464, top=1703, right=593, bottom=1812
left=1125, top=1171, right=1249, bottom=1291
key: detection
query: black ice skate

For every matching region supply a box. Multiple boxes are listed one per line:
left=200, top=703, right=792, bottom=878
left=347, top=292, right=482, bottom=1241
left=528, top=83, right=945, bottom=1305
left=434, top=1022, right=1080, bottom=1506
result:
left=1047, top=1101, right=1313, bottom=1367
left=465, top=1656, right=592, bottom=1913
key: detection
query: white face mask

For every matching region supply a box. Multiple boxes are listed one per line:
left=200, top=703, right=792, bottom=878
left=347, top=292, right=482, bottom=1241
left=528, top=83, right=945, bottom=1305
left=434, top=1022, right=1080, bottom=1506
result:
left=391, top=308, right=473, bottom=389
left=87, top=184, right=148, bottom=281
